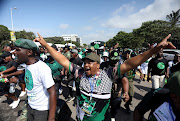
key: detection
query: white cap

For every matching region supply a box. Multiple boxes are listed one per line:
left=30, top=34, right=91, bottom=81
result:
left=103, top=52, right=109, bottom=57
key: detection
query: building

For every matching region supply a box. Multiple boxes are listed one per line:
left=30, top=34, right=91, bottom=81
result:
left=61, top=34, right=82, bottom=45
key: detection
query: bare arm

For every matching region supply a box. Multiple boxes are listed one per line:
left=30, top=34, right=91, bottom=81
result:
left=0, top=66, right=16, bottom=75
left=2, top=70, right=24, bottom=78
left=121, top=77, right=129, bottom=102
left=34, top=33, right=70, bottom=71
left=120, top=34, right=175, bottom=75
left=47, top=85, right=56, bottom=121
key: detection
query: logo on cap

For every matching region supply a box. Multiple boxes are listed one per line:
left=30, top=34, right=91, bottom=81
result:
left=15, top=39, right=21, bottom=44
left=114, top=52, right=118, bottom=56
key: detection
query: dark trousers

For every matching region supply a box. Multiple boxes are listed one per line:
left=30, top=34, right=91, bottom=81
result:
left=27, top=104, right=49, bottom=121
left=110, top=97, right=121, bottom=118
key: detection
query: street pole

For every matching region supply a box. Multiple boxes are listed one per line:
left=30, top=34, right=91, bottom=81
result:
left=10, top=7, right=16, bottom=31
left=10, top=7, right=17, bottom=43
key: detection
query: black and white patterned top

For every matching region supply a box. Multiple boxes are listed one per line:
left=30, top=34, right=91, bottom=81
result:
left=70, top=62, right=121, bottom=97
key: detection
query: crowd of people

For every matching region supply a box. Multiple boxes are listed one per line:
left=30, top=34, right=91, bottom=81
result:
left=0, top=33, right=179, bottom=121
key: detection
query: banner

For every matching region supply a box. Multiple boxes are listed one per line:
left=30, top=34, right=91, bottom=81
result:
left=10, top=31, right=16, bottom=41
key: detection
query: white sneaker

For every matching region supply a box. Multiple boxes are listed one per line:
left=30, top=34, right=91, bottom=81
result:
left=12, top=99, right=20, bottom=109
left=19, top=91, right=26, bottom=97
left=9, top=102, right=15, bottom=107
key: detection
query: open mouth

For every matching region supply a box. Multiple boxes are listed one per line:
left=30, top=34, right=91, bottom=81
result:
left=85, top=69, right=90, bottom=72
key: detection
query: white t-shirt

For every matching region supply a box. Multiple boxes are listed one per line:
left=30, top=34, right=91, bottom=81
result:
left=140, top=57, right=152, bottom=75
left=168, top=61, right=177, bottom=75
left=25, top=60, right=55, bottom=111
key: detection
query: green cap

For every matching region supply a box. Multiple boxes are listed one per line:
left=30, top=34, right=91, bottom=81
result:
left=167, top=70, right=180, bottom=96
left=82, top=53, right=100, bottom=63
left=14, top=39, right=38, bottom=51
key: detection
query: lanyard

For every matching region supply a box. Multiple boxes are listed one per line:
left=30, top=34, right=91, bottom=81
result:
left=88, top=75, right=96, bottom=100
left=168, top=99, right=175, bottom=121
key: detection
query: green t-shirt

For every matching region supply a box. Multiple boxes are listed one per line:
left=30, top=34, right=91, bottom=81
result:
left=46, top=60, right=63, bottom=77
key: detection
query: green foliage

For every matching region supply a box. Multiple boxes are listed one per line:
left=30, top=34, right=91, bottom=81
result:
left=133, top=20, right=180, bottom=49
left=44, top=36, right=64, bottom=44
left=0, top=25, right=11, bottom=52
left=106, top=38, right=114, bottom=47
left=0, top=25, right=10, bottom=43
left=106, top=31, right=144, bottom=49
left=83, top=44, right=87, bottom=47
left=133, top=20, right=171, bottom=44
left=15, top=29, right=36, bottom=40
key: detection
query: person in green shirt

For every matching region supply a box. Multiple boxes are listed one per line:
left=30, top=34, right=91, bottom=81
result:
left=46, top=45, right=63, bottom=98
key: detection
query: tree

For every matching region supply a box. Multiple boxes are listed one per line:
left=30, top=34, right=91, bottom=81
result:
left=0, top=25, right=11, bottom=51
left=83, top=44, right=87, bottom=47
left=133, top=20, right=180, bottom=49
left=106, top=31, right=144, bottom=49
left=166, top=9, right=180, bottom=27
left=0, top=25, right=10, bottom=43
left=15, top=29, right=36, bottom=40
left=133, top=20, right=171, bottom=44
left=106, top=38, right=115, bottom=48
left=45, top=36, right=64, bottom=44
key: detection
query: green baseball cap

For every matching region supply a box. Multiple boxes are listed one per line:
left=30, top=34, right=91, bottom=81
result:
left=82, top=53, right=100, bottom=63
left=14, top=39, right=38, bottom=51
left=167, top=70, right=180, bottom=96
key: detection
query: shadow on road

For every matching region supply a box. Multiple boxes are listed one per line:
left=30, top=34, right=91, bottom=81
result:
left=134, top=92, right=144, bottom=100
left=134, top=84, right=151, bottom=92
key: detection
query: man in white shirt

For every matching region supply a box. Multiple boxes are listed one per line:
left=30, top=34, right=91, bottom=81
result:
left=14, top=39, right=56, bottom=121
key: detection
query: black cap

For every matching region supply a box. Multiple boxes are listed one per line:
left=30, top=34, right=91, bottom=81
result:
left=51, top=44, right=58, bottom=51
left=0, top=51, right=11, bottom=58
left=109, top=50, right=120, bottom=60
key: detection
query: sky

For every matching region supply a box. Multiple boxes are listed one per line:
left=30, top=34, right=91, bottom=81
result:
left=0, top=0, right=180, bottom=44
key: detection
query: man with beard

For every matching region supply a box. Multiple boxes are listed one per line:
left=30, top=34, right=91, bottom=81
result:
left=34, top=33, right=175, bottom=121
left=148, top=51, right=168, bottom=90
left=13, top=39, right=56, bottom=121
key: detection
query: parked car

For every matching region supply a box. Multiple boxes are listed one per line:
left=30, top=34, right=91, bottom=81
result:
left=163, top=49, right=180, bottom=61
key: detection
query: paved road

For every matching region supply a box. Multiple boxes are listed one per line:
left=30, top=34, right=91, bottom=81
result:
left=0, top=73, right=152, bottom=121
